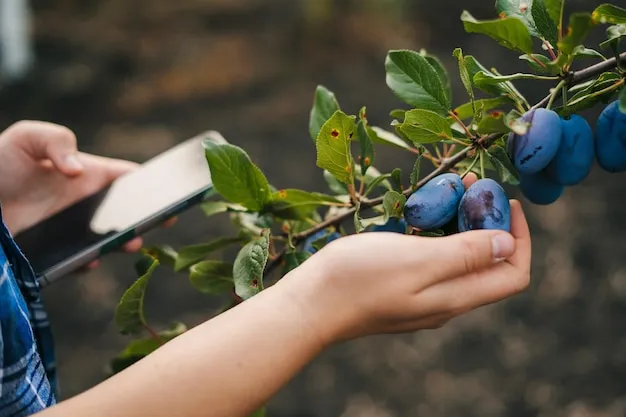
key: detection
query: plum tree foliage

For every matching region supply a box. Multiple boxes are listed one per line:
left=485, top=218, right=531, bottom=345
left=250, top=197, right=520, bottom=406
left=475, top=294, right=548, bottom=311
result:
left=110, top=2, right=626, bottom=414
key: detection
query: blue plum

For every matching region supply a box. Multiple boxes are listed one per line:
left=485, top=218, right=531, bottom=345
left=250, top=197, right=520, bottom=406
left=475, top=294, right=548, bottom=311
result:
left=507, top=108, right=562, bottom=175
left=519, top=170, right=564, bottom=205
left=303, top=230, right=341, bottom=254
left=546, top=115, right=595, bottom=185
left=371, top=217, right=407, bottom=234
left=404, top=173, right=464, bottom=230
left=458, top=179, right=511, bottom=232
left=595, top=100, right=626, bottom=173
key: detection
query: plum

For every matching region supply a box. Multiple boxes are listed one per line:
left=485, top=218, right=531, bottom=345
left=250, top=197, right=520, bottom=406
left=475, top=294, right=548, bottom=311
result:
left=508, top=108, right=562, bottom=175
left=546, top=115, right=595, bottom=185
left=404, top=173, right=464, bottom=230
left=303, top=230, right=341, bottom=254
left=595, top=100, right=626, bottom=173
left=458, top=179, right=511, bottom=232
left=371, top=217, right=407, bottom=234
left=519, top=170, right=564, bottom=205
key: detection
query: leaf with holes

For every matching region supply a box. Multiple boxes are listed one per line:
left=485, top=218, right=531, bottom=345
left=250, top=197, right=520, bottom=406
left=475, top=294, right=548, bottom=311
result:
left=233, top=231, right=270, bottom=300
left=316, top=110, right=356, bottom=185
left=461, top=10, right=533, bottom=54
left=309, top=85, right=341, bottom=142
left=383, top=191, right=406, bottom=221
left=189, top=261, right=234, bottom=294
left=174, top=237, right=243, bottom=272
left=114, top=252, right=160, bottom=335
left=385, top=50, right=451, bottom=114
left=204, top=141, right=271, bottom=211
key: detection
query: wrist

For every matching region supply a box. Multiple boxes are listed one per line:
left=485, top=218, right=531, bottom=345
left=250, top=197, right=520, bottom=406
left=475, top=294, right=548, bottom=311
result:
left=273, top=255, right=349, bottom=348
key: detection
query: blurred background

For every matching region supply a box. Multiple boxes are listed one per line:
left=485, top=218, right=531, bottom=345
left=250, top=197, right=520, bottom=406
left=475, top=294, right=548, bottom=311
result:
left=2, top=0, right=625, bottom=416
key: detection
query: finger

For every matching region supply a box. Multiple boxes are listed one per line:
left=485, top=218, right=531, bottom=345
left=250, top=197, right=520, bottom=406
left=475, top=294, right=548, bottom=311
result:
left=462, top=172, right=478, bottom=190
left=123, top=237, right=144, bottom=253
left=80, top=153, right=139, bottom=183
left=506, top=199, right=532, bottom=270
left=417, top=228, right=516, bottom=286
left=8, top=121, right=84, bottom=176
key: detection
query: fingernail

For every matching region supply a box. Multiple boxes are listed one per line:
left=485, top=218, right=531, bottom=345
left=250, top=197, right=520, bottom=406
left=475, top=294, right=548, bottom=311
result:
left=491, top=233, right=515, bottom=262
left=65, top=154, right=83, bottom=171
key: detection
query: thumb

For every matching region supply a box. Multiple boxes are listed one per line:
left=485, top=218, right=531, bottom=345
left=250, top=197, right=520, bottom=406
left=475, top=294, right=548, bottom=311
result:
left=12, top=121, right=84, bottom=176
left=425, top=230, right=516, bottom=282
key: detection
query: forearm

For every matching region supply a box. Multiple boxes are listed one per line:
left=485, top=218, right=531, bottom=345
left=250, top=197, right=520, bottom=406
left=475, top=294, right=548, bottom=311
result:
left=38, top=273, right=330, bottom=417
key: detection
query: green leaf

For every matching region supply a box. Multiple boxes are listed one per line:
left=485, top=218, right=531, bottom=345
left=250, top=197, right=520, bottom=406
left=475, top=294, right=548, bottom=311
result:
left=487, top=144, right=520, bottom=185
left=600, top=24, right=626, bottom=50
left=309, top=85, right=341, bottom=142
left=399, top=109, right=453, bottom=144
left=477, top=111, right=510, bottom=134
left=189, top=261, right=234, bottom=294
left=572, top=46, right=607, bottom=60
left=110, top=322, right=187, bottom=374
left=420, top=50, right=453, bottom=105
left=385, top=50, right=451, bottom=114
left=323, top=170, right=348, bottom=194
left=356, top=120, right=375, bottom=176
left=453, top=48, right=475, bottom=112
left=203, top=141, right=271, bottom=211
left=461, top=10, right=533, bottom=54
left=409, top=155, right=423, bottom=189
left=114, top=252, right=160, bottom=335
left=266, top=189, right=345, bottom=220
left=283, top=251, right=312, bottom=276
left=174, top=237, right=243, bottom=272
left=558, top=13, right=595, bottom=56
left=391, top=168, right=403, bottom=192
left=558, top=72, right=623, bottom=115
left=518, top=53, right=561, bottom=75
left=619, top=87, right=626, bottom=113
left=232, top=231, right=270, bottom=300
left=495, top=0, right=558, bottom=46
left=354, top=203, right=364, bottom=233
left=315, top=110, right=356, bottom=185
left=368, top=126, right=413, bottom=150
left=382, top=191, right=406, bottom=221
left=504, top=109, right=531, bottom=135
left=464, top=55, right=527, bottom=105
left=473, top=71, right=557, bottom=86
left=143, top=245, right=177, bottom=268
left=363, top=173, right=393, bottom=197
left=593, top=4, right=626, bottom=25
left=453, top=97, right=511, bottom=120
left=390, top=109, right=407, bottom=120
left=545, top=0, right=564, bottom=32
left=200, top=201, right=247, bottom=217
left=532, top=0, right=559, bottom=46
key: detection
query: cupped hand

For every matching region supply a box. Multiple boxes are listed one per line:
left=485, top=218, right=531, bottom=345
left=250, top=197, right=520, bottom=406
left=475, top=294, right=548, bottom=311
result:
left=280, top=173, right=531, bottom=345
left=0, top=121, right=176, bottom=268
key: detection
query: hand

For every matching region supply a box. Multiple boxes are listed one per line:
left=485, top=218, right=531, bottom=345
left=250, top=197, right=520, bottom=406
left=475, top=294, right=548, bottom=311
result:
left=279, top=173, right=531, bottom=345
left=0, top=121, right=175, bottom=267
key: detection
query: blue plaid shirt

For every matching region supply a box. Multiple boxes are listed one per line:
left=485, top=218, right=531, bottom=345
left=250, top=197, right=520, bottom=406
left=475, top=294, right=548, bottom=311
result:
left=0, top=205, right=56, bottom=416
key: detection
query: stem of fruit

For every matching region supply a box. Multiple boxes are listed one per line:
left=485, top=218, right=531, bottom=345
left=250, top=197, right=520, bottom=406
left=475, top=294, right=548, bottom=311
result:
left=460, top=155, right=479, bottom=179
left=546, top=79, right=568, bottom=110
left=143, top=323, right=164, bottom=346
left=544, top=41, right=557, bottom=61
left=479, top=151, right=485, bottom=179
left=264, top=50, right=626, bottom=277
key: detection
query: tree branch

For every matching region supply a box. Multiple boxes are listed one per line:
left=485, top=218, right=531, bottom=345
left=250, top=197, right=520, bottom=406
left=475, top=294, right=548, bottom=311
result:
left=265, top=51, right=626, bottom=277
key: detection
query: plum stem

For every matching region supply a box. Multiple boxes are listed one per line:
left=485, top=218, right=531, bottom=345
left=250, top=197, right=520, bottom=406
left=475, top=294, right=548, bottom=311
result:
left=460, top=155, right=479, bottom=179
left=546, top=79, right=568, bottom=110
left=479, top=151, right=486, bottom=179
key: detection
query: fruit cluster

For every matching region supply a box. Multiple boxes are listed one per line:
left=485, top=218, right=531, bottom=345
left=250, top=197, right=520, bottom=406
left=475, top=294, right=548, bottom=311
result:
left=511, top=100, right=626, bottom=205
